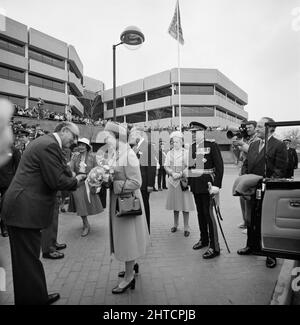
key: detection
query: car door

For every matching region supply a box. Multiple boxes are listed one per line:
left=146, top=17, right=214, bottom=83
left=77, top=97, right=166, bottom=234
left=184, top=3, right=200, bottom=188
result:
left=252, top=120, right=300, bottom=261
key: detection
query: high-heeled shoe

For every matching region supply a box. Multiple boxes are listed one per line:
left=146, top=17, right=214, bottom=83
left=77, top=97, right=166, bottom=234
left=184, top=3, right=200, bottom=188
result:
left=118, top=263, right=139, bottom=278
left=112, top=277, right=135, bottom=294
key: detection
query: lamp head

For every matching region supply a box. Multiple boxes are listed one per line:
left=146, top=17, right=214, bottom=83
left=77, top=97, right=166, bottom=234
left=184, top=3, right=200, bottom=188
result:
left=120, top=26, right=145, bottom=50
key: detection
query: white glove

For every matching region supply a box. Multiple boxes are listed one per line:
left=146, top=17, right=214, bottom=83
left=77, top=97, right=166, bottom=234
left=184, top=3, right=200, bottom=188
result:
left=208, top=182, right=219, bottom=195
left=209, top=186, right=220, bottom=195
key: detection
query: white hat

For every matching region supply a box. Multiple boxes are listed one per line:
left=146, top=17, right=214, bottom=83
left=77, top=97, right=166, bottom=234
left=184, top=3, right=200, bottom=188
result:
left=78, top=137, right=92, bottom=150
left=104, top=121, right=127, bottom=138
left=170, top=131, right=183, bottom=139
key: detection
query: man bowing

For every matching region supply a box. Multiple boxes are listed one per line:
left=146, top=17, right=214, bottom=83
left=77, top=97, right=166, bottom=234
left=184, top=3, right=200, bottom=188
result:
left=1, top=121, right=86, bottom=305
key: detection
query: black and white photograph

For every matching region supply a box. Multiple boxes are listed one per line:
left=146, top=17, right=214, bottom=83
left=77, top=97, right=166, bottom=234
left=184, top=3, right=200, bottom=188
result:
left=0, top=0, right=300, bottom=310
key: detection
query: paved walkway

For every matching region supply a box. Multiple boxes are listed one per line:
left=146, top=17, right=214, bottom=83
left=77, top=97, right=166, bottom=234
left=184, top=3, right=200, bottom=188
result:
left=0, top=166, right=282, bottom=305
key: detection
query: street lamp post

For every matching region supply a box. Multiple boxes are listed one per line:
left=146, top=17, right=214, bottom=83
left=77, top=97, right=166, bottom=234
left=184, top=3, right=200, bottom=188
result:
left=113, top=26, right=145, bottom=122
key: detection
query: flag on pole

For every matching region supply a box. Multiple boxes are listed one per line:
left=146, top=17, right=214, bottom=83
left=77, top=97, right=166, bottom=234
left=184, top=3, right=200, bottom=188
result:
left=168, top=0, right=184, bottom=45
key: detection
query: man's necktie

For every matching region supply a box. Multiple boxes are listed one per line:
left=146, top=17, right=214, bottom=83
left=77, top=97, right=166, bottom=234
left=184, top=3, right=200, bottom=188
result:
left=259, top=140, right=265, bottom=152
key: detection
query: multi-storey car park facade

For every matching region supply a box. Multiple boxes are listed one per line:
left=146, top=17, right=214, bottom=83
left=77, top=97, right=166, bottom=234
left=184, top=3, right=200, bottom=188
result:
left=102, top=68, right=248, bottom=128
left=0, top=16, right=104, bottom=117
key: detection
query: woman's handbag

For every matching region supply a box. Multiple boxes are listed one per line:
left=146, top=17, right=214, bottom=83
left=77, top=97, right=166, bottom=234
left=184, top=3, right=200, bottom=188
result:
left=116, top=181, right=142, bottom=217
left=180, top=177, right=189, bottom=191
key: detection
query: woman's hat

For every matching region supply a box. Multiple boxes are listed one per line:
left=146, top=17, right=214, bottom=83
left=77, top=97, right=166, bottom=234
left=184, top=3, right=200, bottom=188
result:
left=170, top=131, right=183, bottom=139
left=78, top=137, right=92, bottom=150
left=104, top=121, right=127, bottom=137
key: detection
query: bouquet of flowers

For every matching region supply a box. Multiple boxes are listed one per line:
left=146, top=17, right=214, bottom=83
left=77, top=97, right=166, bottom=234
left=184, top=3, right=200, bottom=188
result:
left=85, top=155, right=115, bottom=202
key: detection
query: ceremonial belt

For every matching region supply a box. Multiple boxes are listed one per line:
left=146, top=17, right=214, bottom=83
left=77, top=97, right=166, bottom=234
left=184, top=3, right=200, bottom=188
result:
left=189, top=168, right=215, bottom=175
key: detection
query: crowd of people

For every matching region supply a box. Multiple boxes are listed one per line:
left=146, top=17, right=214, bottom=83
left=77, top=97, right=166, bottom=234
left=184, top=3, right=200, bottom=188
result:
left=13, top=104, right=105, bottom=126
left=0, top=95, right=299, bottom=305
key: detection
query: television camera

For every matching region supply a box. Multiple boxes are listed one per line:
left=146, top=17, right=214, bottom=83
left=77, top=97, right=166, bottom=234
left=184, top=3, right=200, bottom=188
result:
left=226, top=123, right=249, bottom=140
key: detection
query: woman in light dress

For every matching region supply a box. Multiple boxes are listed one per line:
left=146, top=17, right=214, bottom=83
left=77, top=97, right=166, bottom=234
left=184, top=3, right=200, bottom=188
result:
left=104, top=122, right=149, bottom=294
left=164, top=131, right=195, bottom=236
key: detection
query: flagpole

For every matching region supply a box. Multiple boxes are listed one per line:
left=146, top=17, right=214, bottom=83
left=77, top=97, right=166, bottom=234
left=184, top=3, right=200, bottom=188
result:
left=176, top=0, right=182, bottom=132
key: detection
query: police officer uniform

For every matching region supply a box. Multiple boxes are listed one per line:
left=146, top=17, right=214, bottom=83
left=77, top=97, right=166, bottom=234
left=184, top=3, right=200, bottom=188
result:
left=188, top=121, right=224, bottom=259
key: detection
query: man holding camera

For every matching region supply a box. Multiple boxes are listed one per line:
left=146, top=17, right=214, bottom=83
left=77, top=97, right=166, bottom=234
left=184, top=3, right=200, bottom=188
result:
left=232, top=121, right=259, bottom=230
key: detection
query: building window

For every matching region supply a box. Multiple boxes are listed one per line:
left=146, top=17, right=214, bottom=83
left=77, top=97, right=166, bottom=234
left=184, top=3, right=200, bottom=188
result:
left=126, top=111, right=146, bottom=123
left=0, top=65, right=25, bottom=83
left=29, top=49, right=65, bottom=70
left=175, top=84, right=214, bottom=95
left=0, top=93, right=25, bottom=108
left=116, top=115, right=124, bottom=123
left=29, top=74, right=65, bottom=93
left=216, top=108, right=227, bottom=119
left=215, top=86, right=227, bottom=99
left=29, top=99, right=65, bottom=113
left=148, top=107, right=173, bottom=121
left=0, top=36, right=25, bottom=56
left=175, top=106, right=214, bottom=117
left=148, top=86, right=172, bottom=101
left=125, top=93, right=146, bottom=106
left=227, top=93, right=236, bottom=104
left=68, top=62, right=82, bottom=80
left=106, top=99, right=123, bottom=110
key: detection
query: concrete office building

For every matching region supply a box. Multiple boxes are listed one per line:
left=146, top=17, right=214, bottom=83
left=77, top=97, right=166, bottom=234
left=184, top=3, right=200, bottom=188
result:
left=0, top=16, right=103, bottom=116
left=102, top=68, right=248, bottom=128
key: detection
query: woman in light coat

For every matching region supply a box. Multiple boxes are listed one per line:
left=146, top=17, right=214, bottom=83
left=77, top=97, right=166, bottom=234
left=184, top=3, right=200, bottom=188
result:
left=164, top=131, right=195, bottom=236
left=104, top=122, right=149, bottom=294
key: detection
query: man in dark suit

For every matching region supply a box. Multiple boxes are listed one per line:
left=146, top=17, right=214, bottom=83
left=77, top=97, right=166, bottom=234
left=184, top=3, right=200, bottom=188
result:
left=237, top=117, right=288, bottom=268
left=158, top=139, right=167, bottom=190
left=41, top=125, right=72, bottom=260
left=1, top=121, right=86, bottom=305
left=188, top=121, right=224, bottom=259
left=283, top=139, right=298, bottom=178
left=129, top=128, right=156, bottom=233
left=0, top=145, right=21, bottom=237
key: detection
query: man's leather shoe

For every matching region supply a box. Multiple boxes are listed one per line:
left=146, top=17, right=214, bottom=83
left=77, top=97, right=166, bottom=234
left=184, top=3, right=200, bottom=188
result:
left=237, top=247, right=252, bottom=255
left=171, top=226, right=177, bottom=233
left=266, top=257, right=277, bottom=268
left=47, top=293, right=60, bottom=305
left=192, top=240, right=208, bottom=250
left=54, top=243, right=67, bottom=250
left=203, top=248, right=220, bottom=259
left=42, top=251, right=64, bottom=259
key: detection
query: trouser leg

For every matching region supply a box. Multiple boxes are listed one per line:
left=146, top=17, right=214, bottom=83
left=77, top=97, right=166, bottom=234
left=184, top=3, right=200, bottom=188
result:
left=207, top=199, right=220, bottom=252
left=141, top=190, right=150, bottom=233
left=41, top=198, right=59, bottom=254
left=162, top=169, right=167, bottom=188
left=158, top=169, right=162, bottom=189
left=7, top=226, right=48, bottom=305
left=244, top=197, right=254, bottom=248
left=193, top=193, right=209, bottom=244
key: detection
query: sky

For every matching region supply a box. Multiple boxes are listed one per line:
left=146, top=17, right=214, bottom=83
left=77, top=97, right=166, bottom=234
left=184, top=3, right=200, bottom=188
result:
left=1, top=0, right=300, bottom=122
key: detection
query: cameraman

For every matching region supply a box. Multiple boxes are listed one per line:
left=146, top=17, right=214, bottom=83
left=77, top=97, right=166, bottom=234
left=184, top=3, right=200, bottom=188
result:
left=232, top=120, right=259, bottom=231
